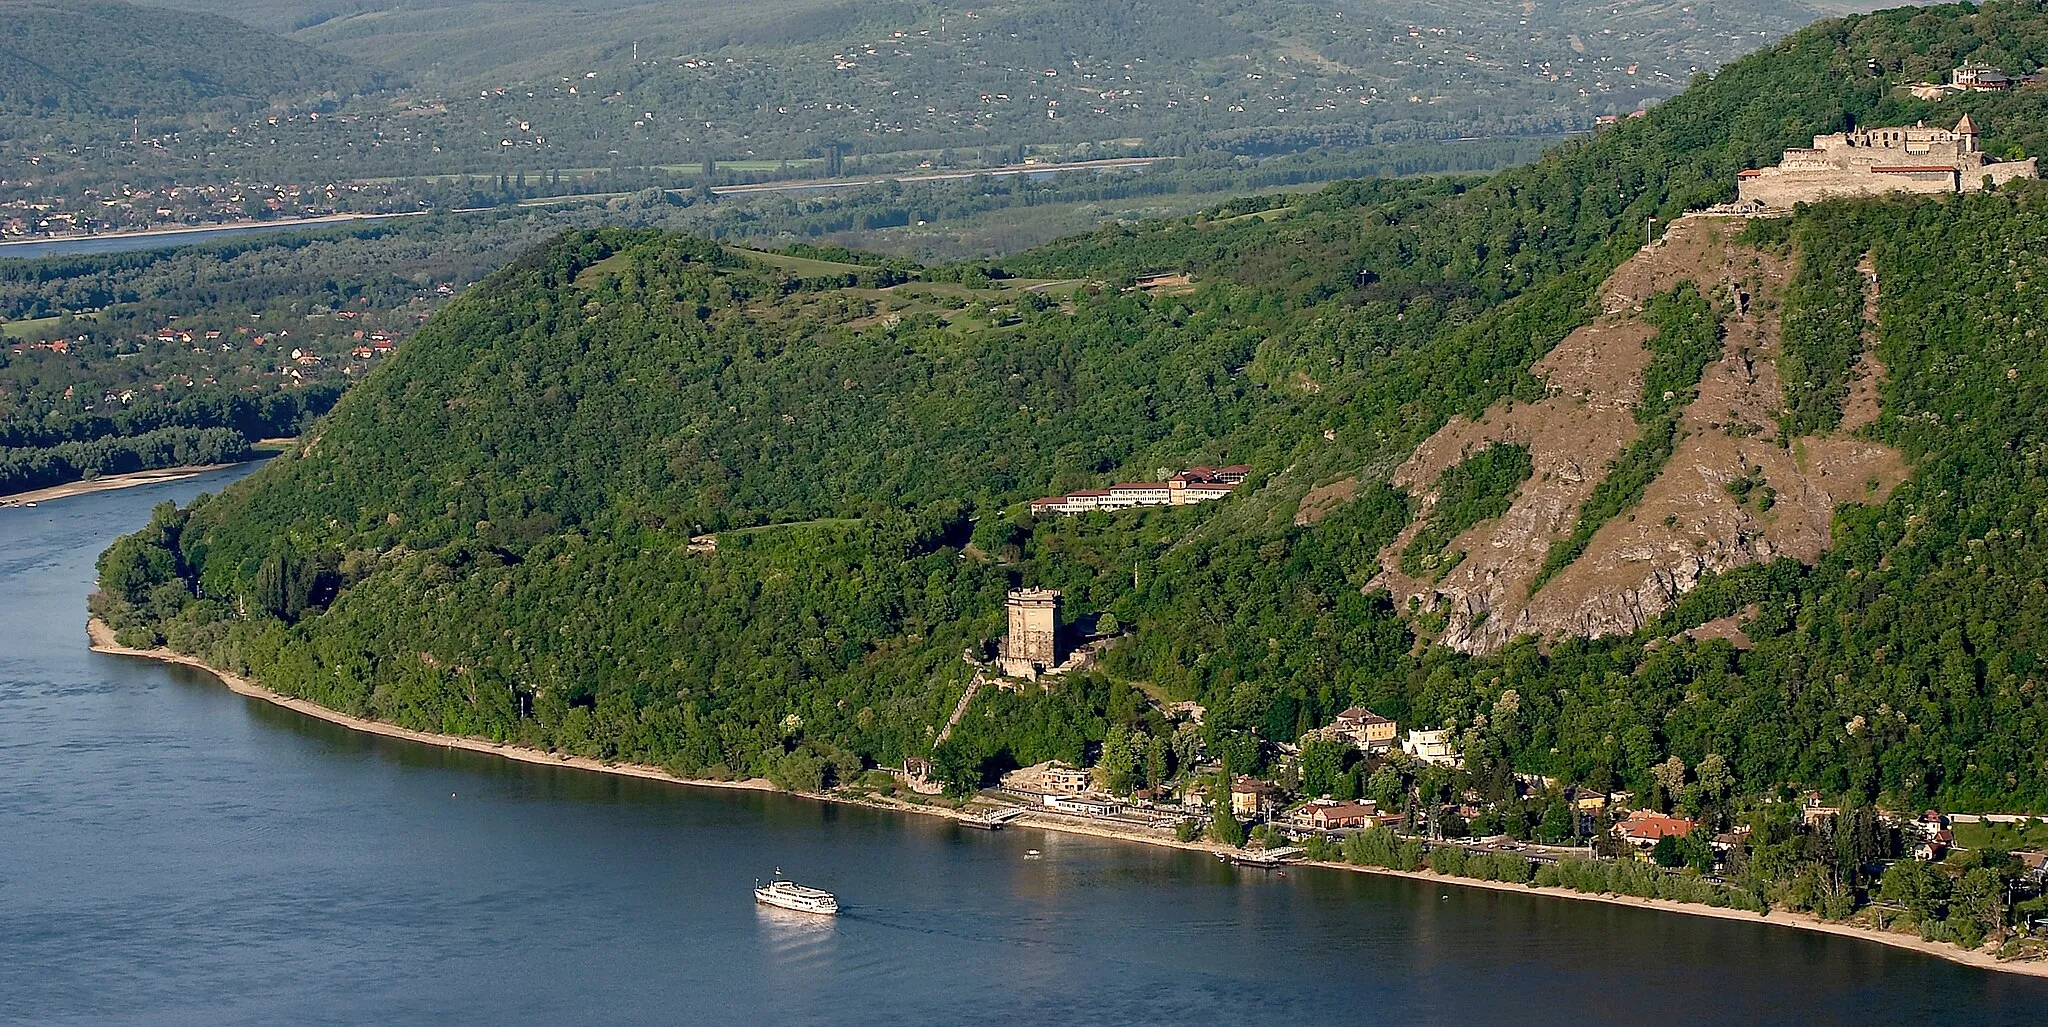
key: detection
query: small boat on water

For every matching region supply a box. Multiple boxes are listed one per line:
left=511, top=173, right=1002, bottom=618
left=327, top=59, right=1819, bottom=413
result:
left=755, top=876, right=839, bottom=915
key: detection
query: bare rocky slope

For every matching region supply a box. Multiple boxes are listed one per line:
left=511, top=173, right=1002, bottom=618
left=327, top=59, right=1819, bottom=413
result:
left=1373, top=214, right=1907, bottom=653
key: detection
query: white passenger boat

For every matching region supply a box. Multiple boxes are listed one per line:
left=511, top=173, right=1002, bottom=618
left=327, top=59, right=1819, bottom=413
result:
left=754, top=877, right=838, bottom=915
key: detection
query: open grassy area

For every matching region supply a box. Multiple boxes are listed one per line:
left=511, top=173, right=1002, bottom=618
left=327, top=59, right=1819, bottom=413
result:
left=571, top=251, right=635, bottom=288
left=723, top=246, right=873, bottom=277
left=1, top=312, right=98, bottom=339
left=1952, top=820, right=2048, bottom=851
left=725, top=517, right=864, bottom=535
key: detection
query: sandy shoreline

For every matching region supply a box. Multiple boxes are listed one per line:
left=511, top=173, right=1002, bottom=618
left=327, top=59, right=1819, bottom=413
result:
left=85, top=618, right=2048, bottom=979
left=0, top=461, right=268, bottom=507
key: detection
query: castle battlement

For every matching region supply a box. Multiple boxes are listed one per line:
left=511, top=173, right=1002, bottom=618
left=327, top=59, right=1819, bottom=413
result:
left=1737, top=116, right=2036, bottom=208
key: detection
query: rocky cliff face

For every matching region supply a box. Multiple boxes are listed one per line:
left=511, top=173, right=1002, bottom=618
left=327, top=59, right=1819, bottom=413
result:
left=1373, top=215, right=1906, bottom=653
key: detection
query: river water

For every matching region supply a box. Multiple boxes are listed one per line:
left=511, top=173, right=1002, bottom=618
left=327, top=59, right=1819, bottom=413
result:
left=4, top=468, right=2045, bottom=1025
left=0, top=218, right=412, bottom=261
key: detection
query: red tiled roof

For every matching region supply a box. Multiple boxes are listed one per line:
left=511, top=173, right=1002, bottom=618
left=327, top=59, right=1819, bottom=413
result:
left=1737, top=169, right=1764, bottom=178
left=1618, top=810, right=1697, bottom=840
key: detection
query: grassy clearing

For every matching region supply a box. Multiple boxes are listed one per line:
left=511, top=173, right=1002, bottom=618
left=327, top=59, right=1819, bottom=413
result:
left=572, top=251, right=635, bottom=288
left=726, top=517, right=864, bottom=535
left=2, top=312, right=99, bottom=338
left=1952, top=820, right=2048, bottom=851
left=724, top=246, right=873, bottom=277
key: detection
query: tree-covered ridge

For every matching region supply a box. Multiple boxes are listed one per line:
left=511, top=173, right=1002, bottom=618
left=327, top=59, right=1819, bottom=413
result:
left=89, top=2, right=2048, bottom=818
left=0, top=0, right=379, bottom=120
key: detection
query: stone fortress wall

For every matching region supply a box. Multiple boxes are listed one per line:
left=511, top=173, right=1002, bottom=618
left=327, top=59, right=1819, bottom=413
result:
left=1737, top=115, right=2037, bottom=208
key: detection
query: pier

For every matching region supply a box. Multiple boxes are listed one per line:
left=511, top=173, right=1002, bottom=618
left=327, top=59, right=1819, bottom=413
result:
left=1218, top=846, right=1305, bottom=868
left=960, top=807, right=1028, bottom=830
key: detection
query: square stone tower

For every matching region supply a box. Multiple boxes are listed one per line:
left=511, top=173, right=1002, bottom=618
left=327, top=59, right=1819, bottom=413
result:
left=998, top=588, right=1062, bottom=678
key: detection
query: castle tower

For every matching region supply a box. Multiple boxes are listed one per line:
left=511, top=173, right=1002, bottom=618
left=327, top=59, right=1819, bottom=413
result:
left=1956, top=113, right=1979, bottom=154
left=998, top=588, right=1062, bottom=677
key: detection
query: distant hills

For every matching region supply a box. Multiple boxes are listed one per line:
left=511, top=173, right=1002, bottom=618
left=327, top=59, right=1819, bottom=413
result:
left=0, top=0, right=383, bottom=125
left=120, top=0, right=1828, bottom=168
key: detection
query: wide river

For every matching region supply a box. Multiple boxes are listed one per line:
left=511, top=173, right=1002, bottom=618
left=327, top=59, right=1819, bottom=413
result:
left=4, top=469, right=2045, bottom=1025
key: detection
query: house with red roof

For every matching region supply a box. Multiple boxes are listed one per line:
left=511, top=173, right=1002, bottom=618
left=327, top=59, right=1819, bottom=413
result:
left=1615, top=810, right=1697, bottom=852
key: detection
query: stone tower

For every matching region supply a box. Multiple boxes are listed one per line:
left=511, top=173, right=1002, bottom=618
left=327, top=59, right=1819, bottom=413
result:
left=998, top=588, right=1062, bottom=678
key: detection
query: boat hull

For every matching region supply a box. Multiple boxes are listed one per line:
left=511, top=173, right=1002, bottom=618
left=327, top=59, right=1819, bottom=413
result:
left=755, top=884, right=838, bottom=915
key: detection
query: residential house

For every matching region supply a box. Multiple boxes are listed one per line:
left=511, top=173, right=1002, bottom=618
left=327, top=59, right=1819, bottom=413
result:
left=1229, top=776, right=1283, bottom=819
left=1915, top=828, right=1954, bottom=862
left=1298, top=799, right=1378, bottom=830
left=1614, top=810, right=1697, bottom=851
left=1327, top=707, right=1397, bottom=751
left=2016, top=851, right=2048, bottom=885
left=1401, top=728, right=1460, bottom=766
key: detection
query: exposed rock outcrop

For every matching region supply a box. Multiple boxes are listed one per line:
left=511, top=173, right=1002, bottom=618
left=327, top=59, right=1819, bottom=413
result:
left=1373, top=216, right=1906, bottom=653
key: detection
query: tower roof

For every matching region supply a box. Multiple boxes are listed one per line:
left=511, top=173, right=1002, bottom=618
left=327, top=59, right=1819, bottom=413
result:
left=1956, top=113, right=1979, bottom=135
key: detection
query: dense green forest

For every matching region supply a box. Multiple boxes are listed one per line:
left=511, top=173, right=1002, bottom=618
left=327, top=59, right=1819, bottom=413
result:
left=93, top=1, right=2048, bottom=849
left=0, top=0, right=379, bottom=124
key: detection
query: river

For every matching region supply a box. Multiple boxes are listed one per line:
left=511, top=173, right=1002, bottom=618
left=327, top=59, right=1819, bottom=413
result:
left=3, top=468, right=2044, bottom=1025
left=0, top=217, right=417, bottom=261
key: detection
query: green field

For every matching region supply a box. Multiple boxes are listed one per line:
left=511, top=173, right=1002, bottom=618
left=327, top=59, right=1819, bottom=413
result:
left=1, top=313, right=98, bottom=339
left=723, top=247, right=873, bottom=277
left=1952, top=820, right=2048, bottom=852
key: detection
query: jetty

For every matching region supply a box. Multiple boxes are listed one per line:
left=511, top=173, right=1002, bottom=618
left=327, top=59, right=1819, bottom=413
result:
left=960, top=807, right=1028, bottom=831
left=1218, top=846, right=1305, bottom=868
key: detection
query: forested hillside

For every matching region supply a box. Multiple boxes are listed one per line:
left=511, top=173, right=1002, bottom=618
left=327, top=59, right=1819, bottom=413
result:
left=0, top=0, right=378, bottom=125
left=71, top=0, right=1814, bottom=182
left=94, top=3, right=2048, bottom=824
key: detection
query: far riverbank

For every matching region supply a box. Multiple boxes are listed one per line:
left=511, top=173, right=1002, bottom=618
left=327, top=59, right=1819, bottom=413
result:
left=2, top=464, right=249, bottom=508
left=84, top=617, right=2048, bottom=981
left=0, top=212, right=425, bottom=260
left=1, top=442, right=288, bottom=507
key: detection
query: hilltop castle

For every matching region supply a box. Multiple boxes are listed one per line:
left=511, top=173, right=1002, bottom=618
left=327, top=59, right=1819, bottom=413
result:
left=1736, top=116, right=2036, bottom=208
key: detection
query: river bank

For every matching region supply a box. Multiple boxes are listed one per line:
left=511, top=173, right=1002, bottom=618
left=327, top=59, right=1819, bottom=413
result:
left=2, top=464, right=249, bottom=507
left=0, top=212, right=423, bottom=254
left=2, top=442, right=292, bottom=507
left=85, top=616, right=2047, bottom=981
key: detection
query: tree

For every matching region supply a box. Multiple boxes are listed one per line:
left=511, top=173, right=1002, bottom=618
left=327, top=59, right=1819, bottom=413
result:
left=1299, top=737, right=1348, bottom=796
left=1694, top=753, right=1733, bottom=802
left=1651, top=756, right=1688, bottom=800
left=1366, top=763, right=1405, bottom=807
left=1879, top=858, right=1947, bottom=924
left=930, top=740, right=981, bottom=797
left=1676, top=829, right=1715, bottom=874
left=1651, top=834, right=1683, bottom=868
left=1951, top=867, right=2007, bottom=940
left=1144, top=734, right=1170, bottom=791
left=1170, top=724, right=1202, bottom=781
left=1096, top=726, right=1138, bottom=794
left=1210, top=783, right=1245, bottom=847
left=1539, top=799, right=1575, bottom=843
